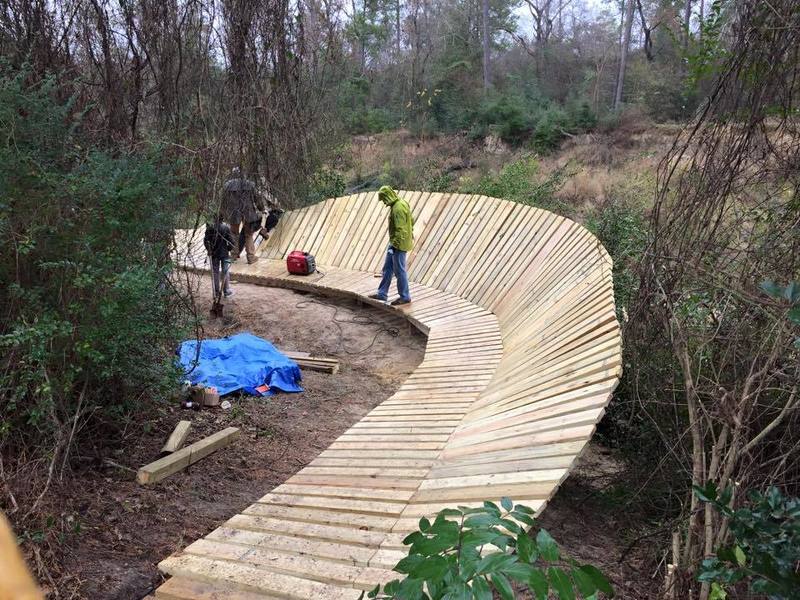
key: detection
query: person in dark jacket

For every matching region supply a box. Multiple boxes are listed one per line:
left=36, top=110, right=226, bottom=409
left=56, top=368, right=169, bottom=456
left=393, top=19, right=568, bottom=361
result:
left=204, top=213, right=235, bottom=299
left=221, top=167, right=265, bottom=264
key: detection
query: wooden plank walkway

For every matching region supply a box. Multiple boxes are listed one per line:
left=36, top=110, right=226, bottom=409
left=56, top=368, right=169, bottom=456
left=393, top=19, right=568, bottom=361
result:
left=160, top=192, right=621, bottom=599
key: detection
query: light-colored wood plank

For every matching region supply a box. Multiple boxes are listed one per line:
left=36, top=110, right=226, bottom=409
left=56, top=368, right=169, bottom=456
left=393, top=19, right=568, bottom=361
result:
left=155, top=576, right=282, bottom=600
left=282, top=352, right=340, bottom=374
left=162, top=420, right=192, bottom=454
left=159, top=554, right=363, bottom=599
left=205, top=526, right=376, bottom=565
left=138, top=427, right=240, bottom=485
left=183, top=538, right=394, bottom=589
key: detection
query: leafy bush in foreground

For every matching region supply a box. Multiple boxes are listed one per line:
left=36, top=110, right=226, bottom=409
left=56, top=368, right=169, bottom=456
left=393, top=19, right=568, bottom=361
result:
left=364, top=498, right=613, bottom=600
left=695, top=484, right=800, bottom=599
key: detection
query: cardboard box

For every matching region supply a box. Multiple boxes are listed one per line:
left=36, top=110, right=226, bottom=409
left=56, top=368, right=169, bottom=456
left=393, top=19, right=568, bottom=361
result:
left=202, top=387, right=220, bottom=407
left=189, top=385, right=220, bottom=407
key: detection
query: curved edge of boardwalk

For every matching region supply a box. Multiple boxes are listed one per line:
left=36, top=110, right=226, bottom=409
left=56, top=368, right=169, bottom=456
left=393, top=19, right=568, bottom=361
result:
left=157, top=191, right=622, bottom=599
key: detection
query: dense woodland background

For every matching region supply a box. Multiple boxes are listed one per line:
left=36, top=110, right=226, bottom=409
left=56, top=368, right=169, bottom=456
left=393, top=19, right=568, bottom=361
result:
left=1, top=0, right=799, bottom=598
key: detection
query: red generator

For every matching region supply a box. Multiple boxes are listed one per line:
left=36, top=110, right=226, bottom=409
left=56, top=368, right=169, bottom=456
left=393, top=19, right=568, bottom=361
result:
left=286, top=250, right=317, bottom=275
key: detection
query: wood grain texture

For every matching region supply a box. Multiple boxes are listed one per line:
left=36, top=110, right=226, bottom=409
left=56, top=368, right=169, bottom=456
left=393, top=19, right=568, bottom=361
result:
left=159, top=192, right=621, bottom=598
left=138, top=427, right=240, bottom=485
left=162, top=420, right=192, bottom=454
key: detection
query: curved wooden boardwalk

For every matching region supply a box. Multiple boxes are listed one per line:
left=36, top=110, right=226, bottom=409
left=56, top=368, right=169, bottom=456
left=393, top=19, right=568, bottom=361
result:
left=159, top=191, right=621, bottom=599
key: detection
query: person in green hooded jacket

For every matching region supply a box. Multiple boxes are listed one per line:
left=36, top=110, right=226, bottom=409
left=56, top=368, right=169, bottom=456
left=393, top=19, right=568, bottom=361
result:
left=369, top=186, right=414, bottom=305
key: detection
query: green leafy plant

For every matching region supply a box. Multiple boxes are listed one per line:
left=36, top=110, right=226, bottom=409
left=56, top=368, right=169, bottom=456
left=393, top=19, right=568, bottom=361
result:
left=467, top=156, right=571, bottom=213
left=306, top=166, right=346, bottom=204
left=586, top=201, right=648, bottom=315
left=694, top=483, right=800, bottom=599
left=362, top=498, right=613, bottom=600
left=687, top=0, right=732, bottom=88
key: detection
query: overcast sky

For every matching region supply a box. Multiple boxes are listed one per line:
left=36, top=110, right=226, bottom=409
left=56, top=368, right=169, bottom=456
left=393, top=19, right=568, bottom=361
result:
left=514, top=0, right=619, bottom=34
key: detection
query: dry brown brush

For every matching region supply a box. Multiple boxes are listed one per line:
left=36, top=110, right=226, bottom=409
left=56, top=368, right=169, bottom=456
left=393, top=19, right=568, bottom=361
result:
left=629, top=1, right=800, bottom=597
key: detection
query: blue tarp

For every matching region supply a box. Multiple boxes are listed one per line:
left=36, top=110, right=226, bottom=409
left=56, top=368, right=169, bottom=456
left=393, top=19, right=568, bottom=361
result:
left=178, top=333, right=303, bottom=396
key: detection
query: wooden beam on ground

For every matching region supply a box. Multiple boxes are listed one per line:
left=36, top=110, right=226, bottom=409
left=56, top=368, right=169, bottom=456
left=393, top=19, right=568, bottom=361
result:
left=161, top=420, right=192, bottom=454
left=282, top=350, right=340, bottom=374
left=138, top=427, right=240, bottom=485
left=279, top=348, right=310, bottom=358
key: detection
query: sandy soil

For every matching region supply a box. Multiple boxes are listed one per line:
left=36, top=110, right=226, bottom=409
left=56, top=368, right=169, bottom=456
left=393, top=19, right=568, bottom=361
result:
left=55, top=279, right=426, bottom=599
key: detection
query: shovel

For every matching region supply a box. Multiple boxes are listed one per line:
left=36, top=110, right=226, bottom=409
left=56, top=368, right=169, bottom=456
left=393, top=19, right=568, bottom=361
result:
left=210, top=259, right=224, bottom=318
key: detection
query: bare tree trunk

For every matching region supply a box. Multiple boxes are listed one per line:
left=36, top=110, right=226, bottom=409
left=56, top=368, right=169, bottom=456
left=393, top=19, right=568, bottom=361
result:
left=395, top=0, right=401, bottom=58
left=614, top=0, right=634, bottom=111
left=684, top=0, right=692, bottom=49
left=674, top=336, right=704, bottom=571
left=481, top=0, right=490, bottom=91
left=698, top=0, right=704, bottom=39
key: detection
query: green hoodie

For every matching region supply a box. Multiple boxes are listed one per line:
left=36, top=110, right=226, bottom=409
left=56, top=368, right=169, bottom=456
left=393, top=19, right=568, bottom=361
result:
left=378, top=185, right=414, bottom=252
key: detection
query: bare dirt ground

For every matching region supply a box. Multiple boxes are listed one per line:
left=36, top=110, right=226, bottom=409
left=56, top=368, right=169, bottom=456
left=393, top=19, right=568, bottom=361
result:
left=535, top=445, right=662, bottom=599
left=53, top=279, right=426, bottom=599
left=27, top=278, right=655, bottom=599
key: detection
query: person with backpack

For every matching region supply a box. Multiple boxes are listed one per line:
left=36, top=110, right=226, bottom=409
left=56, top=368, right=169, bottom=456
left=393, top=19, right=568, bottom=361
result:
left=204, top=213, right=236, bottom=302
left=221, top=167, right=265, bottom=264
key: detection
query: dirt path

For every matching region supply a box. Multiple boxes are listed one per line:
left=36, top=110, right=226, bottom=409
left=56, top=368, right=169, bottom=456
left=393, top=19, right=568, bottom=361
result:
left=57, top=280, right=426, bottom=599
left=534, top=444, right=662, bottom=599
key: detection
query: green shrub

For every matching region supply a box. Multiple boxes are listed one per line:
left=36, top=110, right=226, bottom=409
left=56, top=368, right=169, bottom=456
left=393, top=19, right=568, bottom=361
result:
left=596, top=111, right=621, bottom=133
left=338, top=75, right=402, bottom=134
left=305, top=167, right=346, bottom=204
left=424, top=170, right=456, bottom=193
left=472, top=157, right=539, bottom=200
left=469, top=91, right=597, bottom=151
left=695, top=484, right=800, bottom=599
left=477, top=95, right=534, bottom=145
left=627, top=58, right=697, bottom=122
left=378, top=160, right=412, bottom=189
left=0, top=70, right=191, bottom=455
left=466, top=156, right=571, bottom=213
left=585, top=201, right=648, bottom=315
left=427, top=65, right=484, bottom=133
left=531, top=107, right=570, bottom=152
left=346, top=107, right=400, bottom=135
left=467, top=121, right=489, bottom=142
left=568, top=101, right=598, bottom=131
left=364, top=498, right=613, bottom=600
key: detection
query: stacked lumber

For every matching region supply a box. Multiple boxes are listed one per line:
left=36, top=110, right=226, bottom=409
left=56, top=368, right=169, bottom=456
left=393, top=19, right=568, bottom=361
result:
left=282, top=351, right=340, bottom=374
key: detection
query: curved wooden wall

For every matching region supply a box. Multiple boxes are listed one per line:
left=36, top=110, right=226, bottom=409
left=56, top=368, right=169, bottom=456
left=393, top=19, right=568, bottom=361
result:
left=159, top=191, right=621, bottom=599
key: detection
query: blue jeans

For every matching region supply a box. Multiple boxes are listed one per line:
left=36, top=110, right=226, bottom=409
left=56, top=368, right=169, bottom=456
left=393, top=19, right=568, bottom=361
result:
left=377, top=246, right=410, bottom=301
left=211, top=257, right=232, bottom=298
